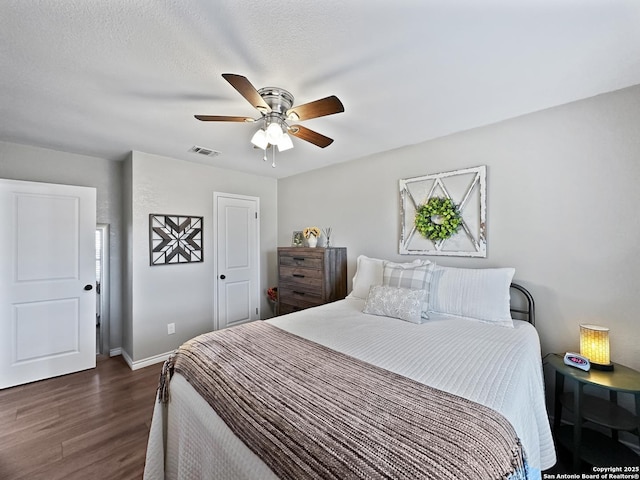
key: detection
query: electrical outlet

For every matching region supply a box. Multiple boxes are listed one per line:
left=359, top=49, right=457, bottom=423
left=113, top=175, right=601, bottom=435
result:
left=167, top=323, right=175, bottom=335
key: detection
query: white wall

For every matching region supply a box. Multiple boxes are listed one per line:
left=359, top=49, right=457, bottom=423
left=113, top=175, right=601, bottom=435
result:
left=0, top=142, right=279, bottom=365
left=3, top=83, right=638, bottom=373
left=0, top=141, right=124, bottom=353
left=278, top=84, right=640, bottom=371
left=124, top=151, right=278, bottom=364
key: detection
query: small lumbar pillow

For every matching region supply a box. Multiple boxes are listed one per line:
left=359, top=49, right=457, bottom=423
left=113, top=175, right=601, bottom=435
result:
left=382, top=260, right=434, bottom=318
left=429, top=265, right=515, bottom=327
left=363, top=285, right=427, bottom=324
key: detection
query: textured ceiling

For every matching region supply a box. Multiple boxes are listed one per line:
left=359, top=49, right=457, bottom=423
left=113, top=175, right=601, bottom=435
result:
left=1, top=0, right=640, bottom=178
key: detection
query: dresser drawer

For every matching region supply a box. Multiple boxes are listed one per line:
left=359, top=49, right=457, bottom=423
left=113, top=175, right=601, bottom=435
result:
left=279, top=265, right=323, bottom=287
left=278, top=302, right=306, bottom=315
left=278, top=286, right=323, bottom=308
left=279, top=254, right=323, bottom=269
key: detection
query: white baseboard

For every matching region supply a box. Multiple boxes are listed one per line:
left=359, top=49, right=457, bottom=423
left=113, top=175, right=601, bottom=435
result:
left=120, top=349, right=173, bottom=371
left=109, top=347, right=122, bottom=357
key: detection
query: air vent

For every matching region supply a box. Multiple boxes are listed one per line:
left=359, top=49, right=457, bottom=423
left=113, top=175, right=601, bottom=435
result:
left=189, top=145, right=221, bottom=157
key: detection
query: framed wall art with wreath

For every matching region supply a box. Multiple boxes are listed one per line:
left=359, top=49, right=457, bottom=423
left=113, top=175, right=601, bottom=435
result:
left=399, top=166, right=486, bottom=257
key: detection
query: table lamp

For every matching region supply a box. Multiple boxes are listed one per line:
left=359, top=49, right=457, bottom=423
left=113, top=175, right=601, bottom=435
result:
left=579, top=324, right=614, bottom=371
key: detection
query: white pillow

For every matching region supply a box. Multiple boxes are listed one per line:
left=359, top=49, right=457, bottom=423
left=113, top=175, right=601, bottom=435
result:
left=349, top=256, right=424, bottom=299
left=429, top=265, right=515, bottom=327
left=349, top=255, right=385, bottom=299
left=383, top=260, right=434, bottom=318
left=363, top=285, right=427, bottom=324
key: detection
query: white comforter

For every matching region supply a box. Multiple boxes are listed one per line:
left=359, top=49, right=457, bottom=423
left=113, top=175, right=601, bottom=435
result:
left=144, top=298, right=556, bottom=479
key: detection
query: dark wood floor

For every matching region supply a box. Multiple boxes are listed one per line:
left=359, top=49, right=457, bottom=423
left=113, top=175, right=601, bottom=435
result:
left=0, top=355, right=161, bottom=480
left=4, top=355, right=627, bottom=478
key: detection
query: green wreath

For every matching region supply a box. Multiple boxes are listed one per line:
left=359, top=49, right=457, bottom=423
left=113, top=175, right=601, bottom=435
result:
left=415, top=197, right=462, bottom=241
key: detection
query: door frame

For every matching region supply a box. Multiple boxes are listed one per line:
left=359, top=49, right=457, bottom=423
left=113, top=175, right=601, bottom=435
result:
left=212, top=192, right=261, bottom=331
left=96, top=223, right=110, bottom=356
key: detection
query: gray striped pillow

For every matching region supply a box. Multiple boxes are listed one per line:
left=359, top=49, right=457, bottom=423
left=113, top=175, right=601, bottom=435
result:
left=382, top=260, right=434, bottom=318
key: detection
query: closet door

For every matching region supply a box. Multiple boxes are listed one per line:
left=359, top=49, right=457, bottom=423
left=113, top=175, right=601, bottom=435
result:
left=214, top=192, right=260, bottom=330
left=0, top=179, right=97, bottom=389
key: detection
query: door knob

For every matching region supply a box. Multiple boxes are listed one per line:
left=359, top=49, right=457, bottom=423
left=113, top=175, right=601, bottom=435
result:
left=84, top=284, right=93, bottom=291
left=220, top=274, right=226, bottom=280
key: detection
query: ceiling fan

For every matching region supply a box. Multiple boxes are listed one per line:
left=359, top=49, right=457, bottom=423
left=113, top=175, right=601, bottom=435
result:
left=195, top=74, right=344, bottom=166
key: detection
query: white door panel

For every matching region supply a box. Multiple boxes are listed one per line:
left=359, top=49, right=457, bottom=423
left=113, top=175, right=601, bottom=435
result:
left=0, top=179, right=96, bottom=389
left=222, top=281, right=251, bottom=326
left=16, top=194, right=79, bottom=281
left=214, top=193, right=260, bottom=330
left=13, top=298, right=79, bottom=363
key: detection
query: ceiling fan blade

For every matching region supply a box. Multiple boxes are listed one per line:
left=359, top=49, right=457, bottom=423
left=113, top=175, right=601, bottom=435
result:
left=288, top=125, right=334, bottom=148
left=194, top=115, right=254, bottom=122
left=286, top=95, right=344, bottom=121
left=222, top=73, right=271, bottom=113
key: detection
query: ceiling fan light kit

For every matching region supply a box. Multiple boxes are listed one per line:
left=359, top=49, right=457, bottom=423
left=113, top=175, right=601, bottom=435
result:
left=277, top=132, right=294, bottom=152
left=195, top=74, right=344, bottom=167
left=250, top=117, right=293, bottom=153
left=250, top=129, right=268, bottom=150
left=265, top=121, right=284, bottom=143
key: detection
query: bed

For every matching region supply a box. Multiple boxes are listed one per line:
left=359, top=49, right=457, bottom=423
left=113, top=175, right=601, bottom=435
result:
left=144, top=258, right=556, bottom=479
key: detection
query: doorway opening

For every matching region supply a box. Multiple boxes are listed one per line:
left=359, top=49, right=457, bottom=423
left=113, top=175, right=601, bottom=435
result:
left=95, top=224, right=110, bottom=355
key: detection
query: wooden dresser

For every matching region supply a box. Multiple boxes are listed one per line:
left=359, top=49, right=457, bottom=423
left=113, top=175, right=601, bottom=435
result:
left=277, top=247, right=347, bottom=315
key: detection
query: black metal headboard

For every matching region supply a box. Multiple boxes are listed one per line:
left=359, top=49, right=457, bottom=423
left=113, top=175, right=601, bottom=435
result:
left=510, top=283, right=535, bottom=326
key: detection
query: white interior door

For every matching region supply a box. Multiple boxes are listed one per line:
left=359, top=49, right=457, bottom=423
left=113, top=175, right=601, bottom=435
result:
left=0, top=179, right=97, bottom=389
left=214, top=193, right=260, bottom=330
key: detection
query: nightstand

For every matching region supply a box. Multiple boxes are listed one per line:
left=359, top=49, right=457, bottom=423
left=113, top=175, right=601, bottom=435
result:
left=547, top=354, right=640, bottom=471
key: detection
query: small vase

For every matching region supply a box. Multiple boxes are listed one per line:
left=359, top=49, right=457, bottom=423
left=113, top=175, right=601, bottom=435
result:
left=307, top=235, right=318, bottom=248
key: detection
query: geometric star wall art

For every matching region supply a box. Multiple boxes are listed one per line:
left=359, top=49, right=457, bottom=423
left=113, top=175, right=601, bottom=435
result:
left=149, top=214, right=203, bottom=265
left=399, top=166, right=487, bottom=257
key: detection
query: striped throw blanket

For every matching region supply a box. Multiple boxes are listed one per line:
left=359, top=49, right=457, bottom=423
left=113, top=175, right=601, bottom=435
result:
left=160, top=321, right=526, bottom=480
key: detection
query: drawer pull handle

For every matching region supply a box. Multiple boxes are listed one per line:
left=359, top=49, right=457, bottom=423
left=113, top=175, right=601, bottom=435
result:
left=292, top=274, right=305, bottom=278
left=293, top=257, right=305, bottom=261
left=293, top=291, right=305, bottom=296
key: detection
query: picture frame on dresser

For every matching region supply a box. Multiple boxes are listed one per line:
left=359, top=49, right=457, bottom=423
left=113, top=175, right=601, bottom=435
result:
left=291, top=231, right=304, bottom=247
